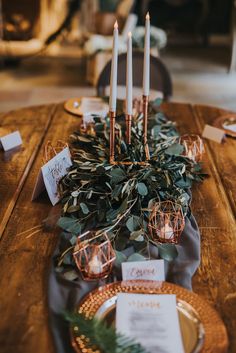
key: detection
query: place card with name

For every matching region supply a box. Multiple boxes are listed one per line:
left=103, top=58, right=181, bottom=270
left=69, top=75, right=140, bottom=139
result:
left=202, top=124, right=225, bottom=143
left=0, top=131, right=22, bottom=151
left=32, top=147, right=72, bottom=205
left=122, top=260, right=165, bottom=281
left=116, top=293, right=184, bottom=353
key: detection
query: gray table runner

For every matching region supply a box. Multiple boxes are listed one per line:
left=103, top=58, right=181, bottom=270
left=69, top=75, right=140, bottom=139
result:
left=48, top=212, right=200, bottom=353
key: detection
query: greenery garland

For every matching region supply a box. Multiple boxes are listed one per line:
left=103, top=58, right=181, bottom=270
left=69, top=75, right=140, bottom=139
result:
left=56, top=99, right=206, bottom=280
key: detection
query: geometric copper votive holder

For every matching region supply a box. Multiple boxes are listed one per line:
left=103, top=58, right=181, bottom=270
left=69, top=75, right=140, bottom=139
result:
left=73, top=230, right=116, bottom=281
left=148, top=200, right=185, bottom=244
left=179, top=134, right=204, bottom=162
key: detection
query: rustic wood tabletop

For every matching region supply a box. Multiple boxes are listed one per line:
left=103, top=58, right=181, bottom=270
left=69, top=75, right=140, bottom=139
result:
left=0, top=102, right=235, bottom=353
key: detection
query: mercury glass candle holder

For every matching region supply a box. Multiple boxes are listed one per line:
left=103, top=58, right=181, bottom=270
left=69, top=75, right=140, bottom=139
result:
left=73, top=231, right=116, bottom=281
left=148, top=201, right=185, bottom=244
left=180, top=134, right=204, bottom=162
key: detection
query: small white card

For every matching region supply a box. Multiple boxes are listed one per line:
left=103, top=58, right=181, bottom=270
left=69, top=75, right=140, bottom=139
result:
left=79, top=97, right=109, bottom=120
left=122, top=260, right=165, bottom=281
left=0, top=131, right=22, bottom=151
left=116, top=293, right=184, bottom=353
left=32, top=147, right=72, bottom=205
left=202, top=124, right=225, bottom=143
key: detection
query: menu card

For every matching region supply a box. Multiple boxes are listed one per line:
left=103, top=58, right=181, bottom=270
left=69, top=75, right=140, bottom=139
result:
left=116, top=293, right=184, bottom=353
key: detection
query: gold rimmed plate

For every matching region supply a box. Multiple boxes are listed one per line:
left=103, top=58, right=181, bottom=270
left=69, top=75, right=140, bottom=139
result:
left=214, top=114, right=236, bottom=138
left=71, top=280, right=228, bottom=353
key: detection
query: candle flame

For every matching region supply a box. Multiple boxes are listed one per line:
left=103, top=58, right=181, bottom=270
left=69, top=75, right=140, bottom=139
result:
left=128, top=31, right=132, bottom=37
left=114, top=20, right=118, bottom=29
left=146, top=12, right=150, bottom=20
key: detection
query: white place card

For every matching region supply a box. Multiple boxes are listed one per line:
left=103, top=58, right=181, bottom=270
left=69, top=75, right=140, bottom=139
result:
left=202, top=124, right=225, bottom=143
left=116, top=293, right=184, bottom=353
left=0, top=131, right=22, bottom=151
left=122, top=260, right=165, bottom=281
left=32, top=147, right=72, bottom=205
left=223, top=122, right=236, bottom=133
left=79, top=97, right=109, bottom=120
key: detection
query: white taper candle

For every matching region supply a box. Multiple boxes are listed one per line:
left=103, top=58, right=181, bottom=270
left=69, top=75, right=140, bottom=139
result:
left=109, top=21, right=119, bottom=112
left=126, top=32, right=133, bottom=115
left=143, top=12, right=150, bottom=96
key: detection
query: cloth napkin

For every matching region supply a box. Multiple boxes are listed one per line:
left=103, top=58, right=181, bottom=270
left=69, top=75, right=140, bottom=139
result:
left=48, top=212, right=200, bottom=353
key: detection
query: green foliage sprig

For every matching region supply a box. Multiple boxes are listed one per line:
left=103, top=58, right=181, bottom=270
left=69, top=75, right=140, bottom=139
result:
left=56, top=99, right=206, bottom=278
left=64, top=311, right=148, bottom=353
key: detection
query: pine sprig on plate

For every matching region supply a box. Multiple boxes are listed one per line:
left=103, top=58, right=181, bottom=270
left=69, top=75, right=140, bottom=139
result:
left=64, top=311, right=148, bottom=353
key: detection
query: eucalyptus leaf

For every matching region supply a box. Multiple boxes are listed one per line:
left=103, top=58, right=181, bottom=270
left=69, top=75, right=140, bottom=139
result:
left=157, top=244, right=178, bottom=261
left=70, top=235, right=78, bottom=245
left=152, top=97, right=163, bottom=107
left=165, top=143, right=184, bottom=156
left=67, top=205, right=80, bottom=213
left=137, top=182, right=148, bottom=196
left=110, top=168, right=126, bottom=183
left=63, top=270, right=78, bottom=281
left=114, top=250, right=127, bottom=267
left=126, top=216, right=141, bottom=232
left=127, top=253, right=146, bottom=262
left=57, top=217, right=81, bottom=234
left=80, top=202, right=89, bottom=215
left=130, top=229, right=144, bottom=241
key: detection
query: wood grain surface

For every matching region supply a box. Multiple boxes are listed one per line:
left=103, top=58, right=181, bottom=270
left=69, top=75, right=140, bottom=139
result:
left=0, top=102, right=235, bottom=353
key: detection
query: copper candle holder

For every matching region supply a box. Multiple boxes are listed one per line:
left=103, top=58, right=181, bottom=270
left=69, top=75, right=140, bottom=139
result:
left=180, top=134, right=204, bottom=162
left=109, top=111, right=116, bottom=163
left=73, top=231, right=116, bottom=281
left=125, top=114, right=132, bottom=145
left=43, top=140, right=68, bottom=164
left=148, top=200, right=185, bottom=244
left=109, top=96, right=150, bottom=165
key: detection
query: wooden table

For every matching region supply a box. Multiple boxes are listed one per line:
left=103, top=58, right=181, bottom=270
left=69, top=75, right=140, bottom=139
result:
left=0, top=102, right=235, bottom=353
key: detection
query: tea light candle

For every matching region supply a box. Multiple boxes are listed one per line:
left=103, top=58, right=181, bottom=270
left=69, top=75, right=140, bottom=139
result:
left=160, top=219, right=174, bottom=239
left=187, top=149, right=194, bottom=160
left=88, top=252, right=103, bottom=275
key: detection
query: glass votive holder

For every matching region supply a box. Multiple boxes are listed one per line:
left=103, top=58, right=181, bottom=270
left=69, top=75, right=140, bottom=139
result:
left=148, top=200, right=185, bottom=244
left=73, top=230, right=116, bottom=281
left=180, top=134, right=204, bottom=162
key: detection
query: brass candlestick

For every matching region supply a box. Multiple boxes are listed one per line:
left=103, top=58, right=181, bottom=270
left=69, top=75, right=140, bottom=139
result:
left=143, top=95, right=150, bottom=160
left=109, top=111, right=116, bottom=163
left=125, top=114, right=132, bottom=145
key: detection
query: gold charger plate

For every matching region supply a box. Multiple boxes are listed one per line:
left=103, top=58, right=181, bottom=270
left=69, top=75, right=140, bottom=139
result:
left=214, top=114, right=236, bottom=138
left=71, top=280, right=228, bottom=353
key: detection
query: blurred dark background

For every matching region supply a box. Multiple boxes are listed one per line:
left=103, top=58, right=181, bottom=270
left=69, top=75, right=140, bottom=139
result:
left=0, top=0, right=235, bottom=112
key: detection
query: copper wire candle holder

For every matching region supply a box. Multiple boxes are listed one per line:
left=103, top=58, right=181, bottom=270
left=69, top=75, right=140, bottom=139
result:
left=148, top=201, right=185, bottom=244
left=180, top=134, right=204, bottom=162
left=43, top=140, right=68, bottom=164
left=73, top=231, right=116, bottom=281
